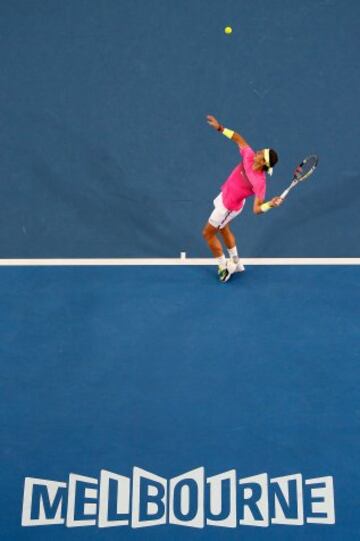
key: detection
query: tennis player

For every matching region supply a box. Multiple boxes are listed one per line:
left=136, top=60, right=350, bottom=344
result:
left=203, top=114, right=283, bottom=282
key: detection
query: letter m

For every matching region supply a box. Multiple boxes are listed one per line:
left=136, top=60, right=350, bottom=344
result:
left=22, top=477, right=67, bottom=526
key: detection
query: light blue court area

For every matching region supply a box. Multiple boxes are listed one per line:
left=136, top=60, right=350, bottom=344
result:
left=1, top=265, right=359, bottom=540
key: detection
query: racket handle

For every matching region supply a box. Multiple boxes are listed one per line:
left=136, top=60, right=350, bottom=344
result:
left=280, top=187, right=290, bottom=199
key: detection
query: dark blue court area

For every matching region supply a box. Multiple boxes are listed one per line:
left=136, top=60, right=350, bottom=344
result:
left=0, top=0, right=359, bottom=257
left=1, top=265, right=359, bottom=539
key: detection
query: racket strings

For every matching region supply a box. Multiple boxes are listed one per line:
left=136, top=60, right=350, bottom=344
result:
left=295, top=156, right=318, bottom=181
left=294, top=165, right=304, bottom=180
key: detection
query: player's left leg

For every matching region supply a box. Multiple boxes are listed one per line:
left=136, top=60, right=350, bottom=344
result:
left=202, top=223, right=231, bottom=282
left=219, top=224, right=236, bottom=250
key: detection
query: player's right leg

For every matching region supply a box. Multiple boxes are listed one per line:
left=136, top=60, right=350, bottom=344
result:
left=217, top=198, right=246, bottom=273
left=203, top=194, right=238, bottom=282
left=202, top=222, right=231, bottom=282
left=202, top=222, right=223, bottom=258
left=219, top=225, right=245, bottom=273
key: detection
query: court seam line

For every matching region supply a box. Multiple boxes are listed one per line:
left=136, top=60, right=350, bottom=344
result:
left=0, top=258, right=359, bottom=266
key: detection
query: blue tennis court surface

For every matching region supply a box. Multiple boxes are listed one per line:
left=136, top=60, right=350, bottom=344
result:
left=1, top=265, right=359, bottom=539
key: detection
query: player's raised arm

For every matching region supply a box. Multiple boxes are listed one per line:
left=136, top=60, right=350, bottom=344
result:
left=206, top=115, right=249, bottom=148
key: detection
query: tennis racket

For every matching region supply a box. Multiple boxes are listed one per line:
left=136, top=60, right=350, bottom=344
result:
left=280, top=154, right=319, bottom=200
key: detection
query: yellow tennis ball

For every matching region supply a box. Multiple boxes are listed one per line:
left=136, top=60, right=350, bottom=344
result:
left=225, top=26, right=232, bottom=35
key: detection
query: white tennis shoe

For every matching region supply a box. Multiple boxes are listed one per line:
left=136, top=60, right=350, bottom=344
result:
left=218, top=259, right=237, bottom=283
left=218, top=260, right=245, bottom=283
left=234, top=261, right=245, bottom=273
left=227, top=259, right=238, bottom=273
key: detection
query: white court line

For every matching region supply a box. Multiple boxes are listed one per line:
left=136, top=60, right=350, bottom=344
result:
left=0, top=258, right=359, bottom=266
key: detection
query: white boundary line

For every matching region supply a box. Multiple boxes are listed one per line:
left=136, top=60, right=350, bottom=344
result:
left=0, top=258, right=359, bottom=266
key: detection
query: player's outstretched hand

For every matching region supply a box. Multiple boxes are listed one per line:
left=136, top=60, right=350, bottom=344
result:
left=271, top=197, right=284, bottom=207
left=207, top=115, right=221, bottom=130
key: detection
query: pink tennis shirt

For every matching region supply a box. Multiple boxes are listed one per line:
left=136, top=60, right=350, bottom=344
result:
left=221, top=146, right=266, bottom=211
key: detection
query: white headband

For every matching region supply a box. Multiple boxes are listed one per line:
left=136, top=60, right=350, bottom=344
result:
left=264, top=148, right=273, bottom=176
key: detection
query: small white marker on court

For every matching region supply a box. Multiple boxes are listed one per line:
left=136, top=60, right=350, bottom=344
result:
left=180, top=251, right=187, bottom=263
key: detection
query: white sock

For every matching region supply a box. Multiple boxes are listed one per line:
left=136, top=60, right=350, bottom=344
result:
left=228, top=246, right=239, bottom=263
left=216, top=254, right=226, bottom=269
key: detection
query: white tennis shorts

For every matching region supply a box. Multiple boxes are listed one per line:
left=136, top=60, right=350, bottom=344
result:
left=208, top=193, right=245, bottom=229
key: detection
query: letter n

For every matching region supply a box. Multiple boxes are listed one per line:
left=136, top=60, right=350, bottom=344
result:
left=270, top=474, right=304, bottom=525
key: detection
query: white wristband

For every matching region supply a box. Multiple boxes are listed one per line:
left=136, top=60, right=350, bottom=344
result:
left=222, top=128, right=234, bottom=139
left=260, top=202, right=272, bottom=213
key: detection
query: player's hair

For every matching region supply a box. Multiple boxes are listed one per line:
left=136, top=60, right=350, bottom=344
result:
left=265, top=149, right=278, bottom=171
left=263, top=148, right=279, bottom=175
left=269, top=149, right=278, bottom=166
